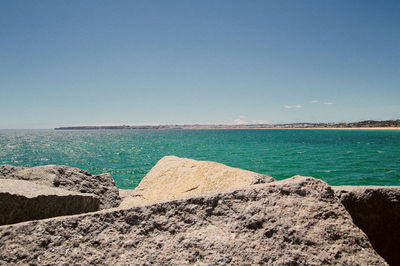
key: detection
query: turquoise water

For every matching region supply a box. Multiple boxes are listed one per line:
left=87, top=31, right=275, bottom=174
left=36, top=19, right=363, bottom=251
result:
left=0, top=129, right=399, bottom=188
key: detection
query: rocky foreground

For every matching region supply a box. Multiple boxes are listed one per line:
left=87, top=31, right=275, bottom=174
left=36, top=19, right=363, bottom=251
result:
left=0, top=156, right=399, bottom=265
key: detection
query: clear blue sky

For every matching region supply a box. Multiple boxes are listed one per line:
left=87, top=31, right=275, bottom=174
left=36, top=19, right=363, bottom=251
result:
left=1, top=0, right=399, bottom=128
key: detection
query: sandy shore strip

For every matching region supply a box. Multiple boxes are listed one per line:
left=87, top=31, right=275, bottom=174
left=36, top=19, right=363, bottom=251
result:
left=272, top=127, right=400, bottom=130
left=205, top=127, right=400, bottom=130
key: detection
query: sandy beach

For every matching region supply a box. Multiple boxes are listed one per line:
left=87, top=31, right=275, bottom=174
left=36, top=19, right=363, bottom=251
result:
left=278, top=127, right=400, bottom=130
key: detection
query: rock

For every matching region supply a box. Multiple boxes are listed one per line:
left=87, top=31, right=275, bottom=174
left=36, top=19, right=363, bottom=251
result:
left=334, top=185, right=400, bottom=266
left=120, top=156, right=275, bottom=207
left=0, top=165, right=121, bottom=209
left=118, top=188, right=136, bottom=202
left=0, top=176, right=385, bottom=265
left=0, top=165, right=24, bottom=178
left=0, top=179, right=99, bottom=225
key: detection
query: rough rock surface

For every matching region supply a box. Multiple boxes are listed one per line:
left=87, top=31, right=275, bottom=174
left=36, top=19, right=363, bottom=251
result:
left=0, top=179, right=99, bottom=225
left=334, top=185, right=400, bottom=266
left=120, top=156, right=275, bottom=207
left=0, top=165, right=120, bottom=209
left=0, top=165, right=24, bottom=177
left=0, top=176, right=385, bottom=265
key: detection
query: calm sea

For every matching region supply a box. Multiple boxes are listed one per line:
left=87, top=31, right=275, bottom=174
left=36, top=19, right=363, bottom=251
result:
left=0, top=129, right=399, bottom=188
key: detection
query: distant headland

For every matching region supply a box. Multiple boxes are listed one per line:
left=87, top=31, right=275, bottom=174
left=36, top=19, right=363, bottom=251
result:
left=54, top=119, right=400, bottom=130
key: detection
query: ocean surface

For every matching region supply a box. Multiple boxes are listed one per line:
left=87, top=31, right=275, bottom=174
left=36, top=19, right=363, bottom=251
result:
left=0, top=129, right=399, bottom=188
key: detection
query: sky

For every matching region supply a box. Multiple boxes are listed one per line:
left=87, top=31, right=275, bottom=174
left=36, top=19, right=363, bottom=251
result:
left=0, top=0, right=399, bottom=128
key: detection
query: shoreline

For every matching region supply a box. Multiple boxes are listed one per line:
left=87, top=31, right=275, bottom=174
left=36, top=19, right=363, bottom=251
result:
left=54, top=120, right=400, bottom=131
left=51, top=127, right=400, bottom=131
left=254, top=127, right=400, bottom=130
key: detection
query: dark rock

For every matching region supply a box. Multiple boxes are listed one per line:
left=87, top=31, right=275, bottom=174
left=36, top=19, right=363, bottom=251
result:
left=0, top=176, right=385, bottom=265
left=0, top=179, right=99, bottom=225
left=0, top=165, right=121, bottom=209
left=0, top=165, right=24, bottom=178
left=334, top=185, right=400, bottom=265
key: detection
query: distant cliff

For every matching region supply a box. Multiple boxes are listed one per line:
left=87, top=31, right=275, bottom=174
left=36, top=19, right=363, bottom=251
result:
left=54, top=119, right=400, bottom=130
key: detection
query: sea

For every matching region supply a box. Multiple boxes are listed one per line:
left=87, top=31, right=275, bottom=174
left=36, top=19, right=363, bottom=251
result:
left=0, top=129, right=399, bottom=188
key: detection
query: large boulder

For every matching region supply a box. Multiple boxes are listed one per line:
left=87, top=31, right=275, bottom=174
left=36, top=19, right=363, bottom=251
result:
left=0, top=176, right=385, bottom=265
left=0, top=179, right=99, bottom=225
left=0, top=165, right=120, bottom=209
left=120, top=156, right=275, bottom=207
left=334, top=186, right=400, bottom=265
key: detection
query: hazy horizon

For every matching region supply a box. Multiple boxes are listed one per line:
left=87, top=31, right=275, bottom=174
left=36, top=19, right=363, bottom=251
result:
left=1, top=118, right=399, bottom=130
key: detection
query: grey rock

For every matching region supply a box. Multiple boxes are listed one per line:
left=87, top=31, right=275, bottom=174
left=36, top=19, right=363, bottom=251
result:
left=0, top=179, right=99, bottom=225
left=334, top=185, right=400, bottom=266
left=0, top=176, right=385, bottom=265
left=0, top=165, right=121, bottom=209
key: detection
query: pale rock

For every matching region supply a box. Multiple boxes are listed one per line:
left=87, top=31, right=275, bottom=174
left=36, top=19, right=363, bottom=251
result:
left=120, top=156, right=275, bottom=207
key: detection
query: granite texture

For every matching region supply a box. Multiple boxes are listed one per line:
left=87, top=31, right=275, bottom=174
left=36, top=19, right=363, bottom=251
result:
left=0, top=179, right=99, bottom=225
left=0, top=176, right=386, bottom=265
left=0, top=165, right=120, bottom=209
left=334, top=185, right=400, bottom=265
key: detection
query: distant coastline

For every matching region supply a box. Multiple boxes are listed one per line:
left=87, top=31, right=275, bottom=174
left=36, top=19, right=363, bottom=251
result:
left=54, top=119, right=400, bottom=130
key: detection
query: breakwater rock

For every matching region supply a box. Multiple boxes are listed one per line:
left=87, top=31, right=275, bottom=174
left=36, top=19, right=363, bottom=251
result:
left=334, top=186, right=400, bottom=266
left=0, top=179, right=99, bottom=225
left=0, top=165, right=121, bottom=209
left=0, top=176, right=386, bottom=265
left=120, top=155, right=275, bottom=207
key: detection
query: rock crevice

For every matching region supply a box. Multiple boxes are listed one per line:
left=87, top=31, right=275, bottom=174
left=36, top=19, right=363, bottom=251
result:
left=334, top=186, right=400, bottom=265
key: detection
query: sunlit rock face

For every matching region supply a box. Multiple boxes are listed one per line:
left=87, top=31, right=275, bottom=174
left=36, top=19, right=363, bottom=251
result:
left=119, top=155, right=275, bottom=207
